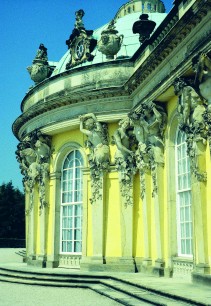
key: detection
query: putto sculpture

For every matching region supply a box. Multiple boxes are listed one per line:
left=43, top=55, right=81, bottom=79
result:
left=98, top=19, right=124, bottom=60
left=27, top=44, right=53, bottom=85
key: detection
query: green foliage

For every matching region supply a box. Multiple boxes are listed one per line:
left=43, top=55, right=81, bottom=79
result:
left=0, top=181, right=25, bottom=239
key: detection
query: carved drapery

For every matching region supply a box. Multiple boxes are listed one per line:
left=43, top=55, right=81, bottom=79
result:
left=174, top=77, right=207, bottom=181
left=16, top=130, right=51, bottom=213
left=112, top=117, right=136, bottom=207
left=79, top=113, right=110, bottom=204
left=129, top=101, right=167, bottom=198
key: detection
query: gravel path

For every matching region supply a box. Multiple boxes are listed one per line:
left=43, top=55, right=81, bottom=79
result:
left=0, top=281, right=121, bottom=306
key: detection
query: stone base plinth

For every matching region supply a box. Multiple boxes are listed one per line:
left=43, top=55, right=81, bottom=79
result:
left=80, top=256, right=135, bottom=273
left=27, top=255, right=46, bottom=268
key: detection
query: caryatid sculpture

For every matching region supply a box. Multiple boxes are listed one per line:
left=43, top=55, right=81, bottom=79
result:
left=16, top=131, right=51, bottom=212
left=174, top=77, right=207, bottom=181
left=129, top=102, right=167, bottom=197
left=193, top=51, right=211, bottom=107
left=79, top=113, right=110, bottom=203
left=113, top=117, right=136, bottom=206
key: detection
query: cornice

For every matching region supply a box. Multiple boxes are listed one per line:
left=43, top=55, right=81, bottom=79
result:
left=12, top=87, right=130, bottom=139
left=125, top=0, right=210, bottom=95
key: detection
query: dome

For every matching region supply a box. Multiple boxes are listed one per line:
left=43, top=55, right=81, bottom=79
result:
left=51, top=11, right=167, bottom=76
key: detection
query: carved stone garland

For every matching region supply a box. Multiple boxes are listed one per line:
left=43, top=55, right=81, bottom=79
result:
left=174, top=77, right=207, bottom=182
left=112, top=118, right=137, bottom=207
left=79, top=113, right=110, bottom=204
left=16, top=130, right=51, bottom=214
left=129, top=102, right=167, bottom=198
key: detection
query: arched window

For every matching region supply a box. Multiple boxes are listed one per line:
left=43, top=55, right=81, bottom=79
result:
left=176, top=130, right=193, bottom=256
left=128, top=6, right=131, bottom=13
left=147, top=3, right=151, bottom=11
left=60, top=150, right=83, bottom=254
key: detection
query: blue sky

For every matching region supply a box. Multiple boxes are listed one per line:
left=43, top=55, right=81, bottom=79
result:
left=0, top=0, right=173, bottom=191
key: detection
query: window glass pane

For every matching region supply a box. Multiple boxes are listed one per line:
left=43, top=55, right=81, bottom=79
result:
left=76, top=167, right=81, bottom=179
left=75, top=205, right=82, bottom=216
left=75, top=217, right=81, bottom=228
left=62, top=242, right=67, bottom=252
left=62, top=217, right=67, bottom=228
left=62, top=193, right=68, bottom=203
left=67, top=241, right=72, bottom=252
left=63, top=158, right=70, bottom=169
left=74, top=241, right=81, bottom=252
left=67, top=217, right=73, bottom=228
left=75, top=229, right=82, bottom=240
left=62, top=230, right=67, bottom=240
left=75, top=179, right=81, bottom=190
left=67, top=229, right=72, bottom=240
left=68, top=205, right=73, bottom=216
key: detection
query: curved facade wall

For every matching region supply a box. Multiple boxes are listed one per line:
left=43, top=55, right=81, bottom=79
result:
left=13, top=0, right=211, bottom=284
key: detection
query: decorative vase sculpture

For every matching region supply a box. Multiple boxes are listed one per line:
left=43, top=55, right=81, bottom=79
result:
left=98, top=20, right=123, bottom=60
left=27, top=44, right=53, bottom=85
left=132, top=14, right=156, bottom=43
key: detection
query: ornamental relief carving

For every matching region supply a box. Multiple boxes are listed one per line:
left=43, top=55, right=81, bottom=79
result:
left=16, top=131, right=51, bottom=214
left=79, top=113, right=110, bottom=204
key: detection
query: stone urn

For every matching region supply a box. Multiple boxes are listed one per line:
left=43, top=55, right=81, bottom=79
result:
left=27, top=44, right=52, bottom=85
left=98, top=20, right=123, bottom=60
left=133, top=14, right=156, bottom=43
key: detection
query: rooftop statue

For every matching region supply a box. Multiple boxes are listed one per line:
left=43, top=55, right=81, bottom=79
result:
left=66, top=10, right=97, bottom=69
left=74, top=9, right=85, bottom=30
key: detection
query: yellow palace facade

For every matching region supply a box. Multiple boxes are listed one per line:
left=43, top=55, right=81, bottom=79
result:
left=13, top=0, right=211, bottom=285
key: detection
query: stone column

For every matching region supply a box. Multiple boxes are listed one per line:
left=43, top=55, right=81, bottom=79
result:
left=80, top=172, right=105, bottom=271
left=141, top=171, right=152, bottom=270
left=46, top=172, right=61, bottom=268
left=191, top=144, right=210, bottom=275
left=152, top=165, right=165, bottom=276
left=91, top=173, right=105, bottom=263
left=26, top=188, right=35, bottom=263
left=119, top=193, right=135, bottom=272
